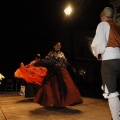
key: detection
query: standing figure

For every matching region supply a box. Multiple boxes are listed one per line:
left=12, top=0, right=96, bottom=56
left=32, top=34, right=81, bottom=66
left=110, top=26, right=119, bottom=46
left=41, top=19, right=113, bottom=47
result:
left=33, top=41, right=83, bottom=108
left=14, top=54, right=47, bottom=97
left=18, top=62, right=26, bottom=96
left=25, top=54, right=43, bottom=98
left=91, top=7, right=120, bottom=120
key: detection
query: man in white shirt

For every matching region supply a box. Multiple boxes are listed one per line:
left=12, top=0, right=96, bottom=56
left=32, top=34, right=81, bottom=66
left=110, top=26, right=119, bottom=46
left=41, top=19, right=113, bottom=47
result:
left=91, top=7, right=120, bottom=120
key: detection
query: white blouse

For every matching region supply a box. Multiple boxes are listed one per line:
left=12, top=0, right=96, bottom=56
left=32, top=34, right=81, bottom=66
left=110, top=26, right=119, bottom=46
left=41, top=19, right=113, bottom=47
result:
left=91, top=22, right=120, bottom=60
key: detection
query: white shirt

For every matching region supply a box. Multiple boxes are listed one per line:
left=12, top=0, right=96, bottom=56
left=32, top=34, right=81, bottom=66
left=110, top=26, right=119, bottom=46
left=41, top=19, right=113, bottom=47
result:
left=91, top=22, right=120, bottom=60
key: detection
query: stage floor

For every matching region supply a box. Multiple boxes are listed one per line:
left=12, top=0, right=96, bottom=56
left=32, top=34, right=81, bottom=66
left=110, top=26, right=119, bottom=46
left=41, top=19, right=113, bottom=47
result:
left=0, top=92, right=111, bottom=120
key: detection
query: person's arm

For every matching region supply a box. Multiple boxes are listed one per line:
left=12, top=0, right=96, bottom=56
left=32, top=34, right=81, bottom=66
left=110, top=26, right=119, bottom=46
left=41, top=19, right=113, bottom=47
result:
left=91, top=22, right=110, bottom=60
left=34, top=52, right=57, bottom=67
left=65, top=62, right=76, bottom=73
left=62, top=52, right=76, bottom=73
left=45, top=51, right=52, bottom=58
left=30, top=60, right=36, bottom=65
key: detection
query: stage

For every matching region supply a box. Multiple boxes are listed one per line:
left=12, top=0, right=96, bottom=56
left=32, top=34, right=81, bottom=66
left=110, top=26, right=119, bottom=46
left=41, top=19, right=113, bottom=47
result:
left=0, top=92, right=111, bottom=120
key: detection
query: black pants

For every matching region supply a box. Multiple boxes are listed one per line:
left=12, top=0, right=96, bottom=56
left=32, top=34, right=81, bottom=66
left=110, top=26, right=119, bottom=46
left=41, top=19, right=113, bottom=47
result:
left=25, top=83, right=40, bottom=98
left=101, top=59, right=120, bottom=93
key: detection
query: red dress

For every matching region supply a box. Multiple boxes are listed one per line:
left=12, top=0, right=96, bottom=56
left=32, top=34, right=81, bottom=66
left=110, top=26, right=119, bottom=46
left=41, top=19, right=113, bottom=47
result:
left=33, top=67, right=83, bottom=107
left=14, top=65, right=47, bottom=86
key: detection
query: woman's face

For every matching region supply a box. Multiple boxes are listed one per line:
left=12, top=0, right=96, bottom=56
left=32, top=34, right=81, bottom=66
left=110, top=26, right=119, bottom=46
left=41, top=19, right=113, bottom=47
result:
left=54, top=42, right=61, bottom=51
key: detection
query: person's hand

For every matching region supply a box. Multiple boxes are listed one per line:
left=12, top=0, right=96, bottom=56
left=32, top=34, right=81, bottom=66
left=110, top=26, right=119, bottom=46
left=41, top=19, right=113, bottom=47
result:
left=97, top=57, right=102, bottom=60
left=73, top=68, right=77, bottom=73
left=97, top=54, right=102, bottom=61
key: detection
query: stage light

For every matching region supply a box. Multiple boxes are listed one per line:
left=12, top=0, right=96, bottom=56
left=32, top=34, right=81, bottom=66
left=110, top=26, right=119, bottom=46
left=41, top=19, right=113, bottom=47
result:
left=64, top=6, right=72, bottom=15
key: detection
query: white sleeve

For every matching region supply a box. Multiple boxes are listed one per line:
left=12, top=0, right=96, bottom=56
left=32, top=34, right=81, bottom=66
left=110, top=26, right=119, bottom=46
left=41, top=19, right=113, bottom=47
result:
left=91, top=22, right=110, bottom=58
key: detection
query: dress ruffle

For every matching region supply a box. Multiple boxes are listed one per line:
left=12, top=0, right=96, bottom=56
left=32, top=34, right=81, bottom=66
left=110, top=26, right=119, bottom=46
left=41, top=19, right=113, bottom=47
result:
left=14, top=65, right=47, bottom=85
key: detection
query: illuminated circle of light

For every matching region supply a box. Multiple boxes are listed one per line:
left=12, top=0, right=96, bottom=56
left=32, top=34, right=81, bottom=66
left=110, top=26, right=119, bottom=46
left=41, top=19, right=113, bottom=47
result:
left=64, top=6, right=72, bottom=15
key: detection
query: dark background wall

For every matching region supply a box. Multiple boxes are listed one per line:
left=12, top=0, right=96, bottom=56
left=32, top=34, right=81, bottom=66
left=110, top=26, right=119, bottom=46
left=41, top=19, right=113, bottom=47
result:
left=0, top=0, right=112, bottom=96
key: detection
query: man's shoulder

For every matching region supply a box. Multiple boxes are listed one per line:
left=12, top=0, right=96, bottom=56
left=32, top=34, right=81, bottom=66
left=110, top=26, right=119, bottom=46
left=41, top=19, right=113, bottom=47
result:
left=98, top=22, right=109, bottom=26
left=98, top=21, right=109, bottom=26
left=97, top=22, right=109, bottom=29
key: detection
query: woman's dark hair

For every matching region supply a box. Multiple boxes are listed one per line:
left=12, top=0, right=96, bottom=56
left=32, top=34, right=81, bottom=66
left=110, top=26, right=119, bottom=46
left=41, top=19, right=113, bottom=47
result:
left=53, top=41, right=61, bottom=46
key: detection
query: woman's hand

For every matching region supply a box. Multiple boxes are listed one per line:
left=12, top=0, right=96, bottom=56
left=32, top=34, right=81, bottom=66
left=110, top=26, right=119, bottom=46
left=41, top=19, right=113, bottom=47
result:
left=73, top=68, right=77, bottom=73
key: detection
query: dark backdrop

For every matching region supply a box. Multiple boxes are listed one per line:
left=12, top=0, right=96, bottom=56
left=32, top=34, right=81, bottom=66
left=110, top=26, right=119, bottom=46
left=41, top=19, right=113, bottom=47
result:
left=0, top=0, right=111, bottom=78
